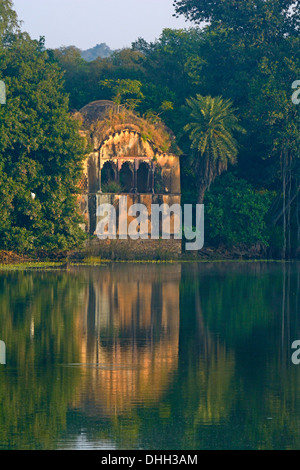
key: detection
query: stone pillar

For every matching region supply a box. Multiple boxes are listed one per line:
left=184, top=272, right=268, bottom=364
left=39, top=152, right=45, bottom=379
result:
left=146, top=163, right=151, bottom=193
left=133, top=160, right=138, bottom=193
left=151, top=163, right=155, bottom=194
left=99, top=161, right=102, bottom=193
left=117, top=160, right=122, bottom=184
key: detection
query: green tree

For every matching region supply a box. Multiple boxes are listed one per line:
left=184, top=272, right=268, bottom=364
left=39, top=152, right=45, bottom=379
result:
left=132, top=28, right=203, bottom=121
left=100, top=78, right=144, bottom=111
left=174, top=0, right=300, bottom=257
left=247, top=53, right=300, bottom=258
left=173, top=0, right=300, bottom=38
left=184, top=94, right=244, bottom=203
left=205, top=173, right=274, bottom=246
left=0, top=3, right=86, bottom=255
left=0, top=0, right=19, bottom=41
left=52, top=46, right=88, bottom=110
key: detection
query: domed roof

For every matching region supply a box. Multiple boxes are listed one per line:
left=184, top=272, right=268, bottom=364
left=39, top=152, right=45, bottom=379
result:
left=79, top=100, right=118, bottom=125
left=77, top=100, right=179, bottom=155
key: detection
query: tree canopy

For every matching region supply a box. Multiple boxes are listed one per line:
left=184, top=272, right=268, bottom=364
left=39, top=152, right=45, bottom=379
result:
left=0, top=1, right=86, bottom=254
left=1, top=0, right=300, bottom=257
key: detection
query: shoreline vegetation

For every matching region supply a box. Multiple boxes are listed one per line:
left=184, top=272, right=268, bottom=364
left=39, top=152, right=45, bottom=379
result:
left=0, top=248, right=296, bottom=270
left=0, top=259, right=293, bottom=271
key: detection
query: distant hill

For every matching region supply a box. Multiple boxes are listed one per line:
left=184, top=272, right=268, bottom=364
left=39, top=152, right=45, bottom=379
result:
left=81, top=43, right=114, bottom=61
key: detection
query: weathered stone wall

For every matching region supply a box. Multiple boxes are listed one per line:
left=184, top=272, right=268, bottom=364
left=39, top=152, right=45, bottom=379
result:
left=76, top=194, right=89, bottom=232
left=86, top=238, right=182, bottom=259
left=100, top=130, right=155, bottom=160
left=82, top=131, right=181, bottom=195
left=77, top=124, right=182, bottom=255
left=87, top=152, right=99, bottom=193
left=95, top=193, right=182, bottom=238
left=157, top=154, right=181, bottom=194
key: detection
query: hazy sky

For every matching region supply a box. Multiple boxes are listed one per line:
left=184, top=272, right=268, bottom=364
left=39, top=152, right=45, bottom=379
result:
left=13, top=0, right=193, bottom=51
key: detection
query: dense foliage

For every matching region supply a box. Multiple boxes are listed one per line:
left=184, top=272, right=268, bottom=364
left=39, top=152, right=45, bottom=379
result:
left=52, top=0, right=300, bottom=257
left=0, top=1, right=86, bottom=255
left=205, top=173, right=273, bottom=246
left=1, top=0, right=300, bottom=257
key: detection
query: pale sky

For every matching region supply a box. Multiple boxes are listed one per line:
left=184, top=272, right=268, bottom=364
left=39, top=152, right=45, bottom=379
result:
left=13, top=0, right=193, bottom=51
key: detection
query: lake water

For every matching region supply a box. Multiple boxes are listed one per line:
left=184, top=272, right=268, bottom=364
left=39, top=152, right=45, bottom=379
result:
left=0, top=262, right=300, bottom=450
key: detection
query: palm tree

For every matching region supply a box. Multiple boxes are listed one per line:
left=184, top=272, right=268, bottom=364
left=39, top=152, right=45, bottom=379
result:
left=184, top=94, right=245, bottom=203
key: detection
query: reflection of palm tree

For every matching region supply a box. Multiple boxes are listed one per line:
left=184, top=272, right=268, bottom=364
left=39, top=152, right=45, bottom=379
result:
left=179, top=265, right=212, bottom=358
left=184, top=95, right=244, bottom=203
left=179, top=266, right=235, bottom=432
left=195, top=281, right=212, bottom=357
left=192, top=348, right=236, bottom=427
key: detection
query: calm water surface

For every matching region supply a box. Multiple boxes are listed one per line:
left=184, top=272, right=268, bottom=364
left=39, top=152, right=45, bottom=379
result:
left=0, top=262, right=300, bottom=450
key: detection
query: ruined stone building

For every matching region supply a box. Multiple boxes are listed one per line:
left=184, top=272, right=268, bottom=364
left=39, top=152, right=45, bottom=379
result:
left=76, top=100, right=181, bottom=254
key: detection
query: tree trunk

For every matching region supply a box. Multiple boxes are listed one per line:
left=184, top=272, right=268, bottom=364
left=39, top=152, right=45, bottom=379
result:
left=197, top=185, right=207, bottom=204
left=282, top=149, right=287, bottom=260
left=297, top=180, right=300, bottom=253
left=271, top=186, right=299, bottom=227
left=287, top=151, right=292, bottom=259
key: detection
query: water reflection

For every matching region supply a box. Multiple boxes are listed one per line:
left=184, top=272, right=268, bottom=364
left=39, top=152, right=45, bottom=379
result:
left=72, top=265, right=180, bottom=416
left=0, top=263, right=300, bottom=449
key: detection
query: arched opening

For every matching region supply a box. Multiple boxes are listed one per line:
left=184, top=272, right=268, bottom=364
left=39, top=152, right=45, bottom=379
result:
left=101, top=161, right=117, bottom=192
left=120, top=162, right=134, bottom=193
left=137, top=162, right=150, bottom=193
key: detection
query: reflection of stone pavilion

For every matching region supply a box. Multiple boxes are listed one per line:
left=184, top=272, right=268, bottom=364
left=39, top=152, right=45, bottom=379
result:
left=72, top=265, right=181, bottom=417
left=76, top=101, right=181, bottom=252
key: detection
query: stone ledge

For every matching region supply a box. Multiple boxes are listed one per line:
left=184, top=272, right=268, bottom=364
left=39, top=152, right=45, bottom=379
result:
left=86, top=238, right=182, bottom=260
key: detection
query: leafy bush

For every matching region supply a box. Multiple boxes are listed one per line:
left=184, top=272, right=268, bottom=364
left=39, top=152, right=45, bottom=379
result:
left=101, top=181, right=123, bottom=193
left=205, top=173, right=274, bottom=246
